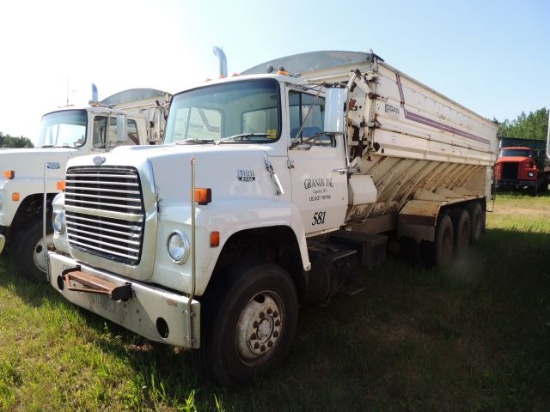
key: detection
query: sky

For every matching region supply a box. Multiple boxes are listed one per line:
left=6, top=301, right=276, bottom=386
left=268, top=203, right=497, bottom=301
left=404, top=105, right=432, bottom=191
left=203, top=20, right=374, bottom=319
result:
left=1, top=0, right=549, bottom=143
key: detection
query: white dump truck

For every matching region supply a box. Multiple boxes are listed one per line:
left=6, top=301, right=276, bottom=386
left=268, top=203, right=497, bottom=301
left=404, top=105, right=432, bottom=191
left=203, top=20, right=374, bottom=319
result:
left=47, top=51, right=498, bottom=386
left=0, top=88, right=171, bottom=281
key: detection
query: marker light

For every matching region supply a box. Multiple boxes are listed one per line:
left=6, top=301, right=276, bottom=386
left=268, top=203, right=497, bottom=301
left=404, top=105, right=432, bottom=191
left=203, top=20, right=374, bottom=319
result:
left=3, top=170, right=14, bottom=179
left=12, top=192, right=20, bottom=202
left=57, top=181, right=66, bottom=191
left=210, top=231, right=220, bottom=247
left=194, top=188, right=212, bottom=205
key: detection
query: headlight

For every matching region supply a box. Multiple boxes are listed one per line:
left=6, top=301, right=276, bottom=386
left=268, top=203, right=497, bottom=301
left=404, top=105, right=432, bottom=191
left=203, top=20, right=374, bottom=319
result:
left=53, top=210, right=66, bottom=234
left=528, top=172, right=535, bottom=178
left=167, top=231, right=190, bottom=264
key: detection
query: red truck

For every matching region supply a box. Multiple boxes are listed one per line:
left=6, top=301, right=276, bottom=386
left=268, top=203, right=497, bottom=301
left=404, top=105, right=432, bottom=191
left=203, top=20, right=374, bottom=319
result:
left=494, top=137, right=549, bottom=195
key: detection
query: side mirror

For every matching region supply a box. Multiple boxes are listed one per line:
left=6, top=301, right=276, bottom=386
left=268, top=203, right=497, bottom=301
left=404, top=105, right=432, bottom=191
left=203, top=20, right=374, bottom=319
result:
left=324, top=87, right=347, bottom=134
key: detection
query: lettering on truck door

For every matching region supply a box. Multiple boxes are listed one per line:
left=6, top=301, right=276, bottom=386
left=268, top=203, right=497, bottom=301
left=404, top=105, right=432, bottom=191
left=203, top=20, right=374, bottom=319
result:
left=288, top=90, right=347, bottom=235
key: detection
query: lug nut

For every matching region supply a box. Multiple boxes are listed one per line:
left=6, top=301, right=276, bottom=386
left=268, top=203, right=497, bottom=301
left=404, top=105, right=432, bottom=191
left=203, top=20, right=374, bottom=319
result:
left=273, top=331, right=279, bottom=338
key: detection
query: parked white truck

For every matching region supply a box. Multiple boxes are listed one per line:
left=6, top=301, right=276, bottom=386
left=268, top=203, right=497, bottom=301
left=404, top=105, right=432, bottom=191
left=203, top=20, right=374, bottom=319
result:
left=0, top=88, right=171, bottom=281
left=47, top=51, right=498, bottom=386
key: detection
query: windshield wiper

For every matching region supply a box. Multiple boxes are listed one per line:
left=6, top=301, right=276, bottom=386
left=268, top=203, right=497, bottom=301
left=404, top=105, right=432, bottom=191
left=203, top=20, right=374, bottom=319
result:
left=38, top=144, right=72, bottom=149
left=217, top=133, right=268, bottom=144
left=175, top=138, right=216, bottom=145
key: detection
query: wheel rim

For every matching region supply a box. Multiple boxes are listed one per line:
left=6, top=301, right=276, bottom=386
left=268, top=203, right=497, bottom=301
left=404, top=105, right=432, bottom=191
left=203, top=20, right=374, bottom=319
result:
left=235, top=291, right=284, bottom=365
left=33, top=233, right=54, bottom=274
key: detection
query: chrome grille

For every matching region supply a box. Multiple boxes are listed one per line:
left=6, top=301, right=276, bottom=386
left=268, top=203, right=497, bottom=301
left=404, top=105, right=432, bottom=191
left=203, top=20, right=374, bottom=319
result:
left=64, top=166, right=144, bottom=265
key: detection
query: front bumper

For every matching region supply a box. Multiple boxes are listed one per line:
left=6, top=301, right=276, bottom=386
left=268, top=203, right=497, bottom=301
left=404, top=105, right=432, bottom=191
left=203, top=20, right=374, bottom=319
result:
left=48, top=252, right=200, bottom=348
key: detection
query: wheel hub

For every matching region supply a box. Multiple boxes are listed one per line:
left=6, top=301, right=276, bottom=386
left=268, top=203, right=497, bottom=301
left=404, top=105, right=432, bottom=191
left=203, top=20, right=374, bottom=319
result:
left=33, top=234, right=54, bottom=273
left=236, top=293, right=283, bottom=362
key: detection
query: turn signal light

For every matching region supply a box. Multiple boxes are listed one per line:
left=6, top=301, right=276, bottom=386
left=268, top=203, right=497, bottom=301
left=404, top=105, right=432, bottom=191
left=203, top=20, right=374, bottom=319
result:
left=194, top=188, right=212, bottom=205
left=57, top=181, right=66, bottom=191
left=4, top=170, right=14, bottom=179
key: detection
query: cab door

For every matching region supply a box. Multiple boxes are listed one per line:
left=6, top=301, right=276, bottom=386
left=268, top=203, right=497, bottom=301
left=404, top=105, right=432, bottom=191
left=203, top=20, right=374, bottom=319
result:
left=288, top=90, right=348, bottom=236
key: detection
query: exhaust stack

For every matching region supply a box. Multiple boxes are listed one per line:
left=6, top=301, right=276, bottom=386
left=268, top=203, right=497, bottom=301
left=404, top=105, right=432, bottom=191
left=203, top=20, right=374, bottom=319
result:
left=213, top=46, right=228, bottom=77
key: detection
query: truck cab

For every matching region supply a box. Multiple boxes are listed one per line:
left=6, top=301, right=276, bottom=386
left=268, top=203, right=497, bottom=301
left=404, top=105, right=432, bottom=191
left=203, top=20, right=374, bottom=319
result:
left=494, top=137, right=549, bottom=195
left=0, top=88, right=171, bottom=281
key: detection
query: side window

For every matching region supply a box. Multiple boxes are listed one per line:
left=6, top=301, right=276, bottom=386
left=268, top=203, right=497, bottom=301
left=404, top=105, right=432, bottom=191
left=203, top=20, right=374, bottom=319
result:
left=126, top=119, right=139, bottom=144
left=93, top=116, right=108, bottom=148
left=288, top=91, right=331, bottom=147
left=93, top=116, right=141, bottom=148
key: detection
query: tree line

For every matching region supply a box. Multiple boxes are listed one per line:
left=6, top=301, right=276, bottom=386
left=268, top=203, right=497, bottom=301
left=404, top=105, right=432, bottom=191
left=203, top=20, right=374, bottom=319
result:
left=495, top=107, right=548, bottom=140
left=1, top=106, right=548, bottom=147
left=0, top=132, right=34, bottom=148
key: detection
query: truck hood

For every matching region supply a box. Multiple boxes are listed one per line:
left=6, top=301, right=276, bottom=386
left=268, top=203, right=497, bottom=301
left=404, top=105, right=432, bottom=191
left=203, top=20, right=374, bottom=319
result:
left=496, top=156, right=531, bottom=163
left=0, top=147, right=77, bottom=156
left=0, top=147, right=78, bottom=179
left=70, top=143, right=284, bottom=201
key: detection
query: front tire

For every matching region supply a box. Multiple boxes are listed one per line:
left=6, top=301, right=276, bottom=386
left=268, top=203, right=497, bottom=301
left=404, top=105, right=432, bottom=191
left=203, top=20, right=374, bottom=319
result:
left=12, top=217, right=53, bottom=282
left=195, top=263, right=299, bottom=386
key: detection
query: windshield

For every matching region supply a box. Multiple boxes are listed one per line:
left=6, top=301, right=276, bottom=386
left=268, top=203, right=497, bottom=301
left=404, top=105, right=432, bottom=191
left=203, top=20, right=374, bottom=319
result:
left=164, top=78, right=280, bottom=144
left=499, top=148, right=532, bottom=158
left=38, top=109, right=87, bottom=148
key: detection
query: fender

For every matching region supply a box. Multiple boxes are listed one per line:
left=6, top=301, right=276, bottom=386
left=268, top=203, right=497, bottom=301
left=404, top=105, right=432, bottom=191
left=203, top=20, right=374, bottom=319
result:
left=151, top=196, right=310, bottom=296
left=0, top=148, right=74, bottom=230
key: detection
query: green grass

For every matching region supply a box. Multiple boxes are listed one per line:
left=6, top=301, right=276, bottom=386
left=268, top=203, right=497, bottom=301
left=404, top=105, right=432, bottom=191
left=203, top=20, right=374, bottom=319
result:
left=1, top=192, right=549, bottom=411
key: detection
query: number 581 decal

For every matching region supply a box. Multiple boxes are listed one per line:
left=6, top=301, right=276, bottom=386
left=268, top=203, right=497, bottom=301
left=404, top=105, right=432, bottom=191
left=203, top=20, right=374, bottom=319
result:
left=312, top=211, right=326, bottom=226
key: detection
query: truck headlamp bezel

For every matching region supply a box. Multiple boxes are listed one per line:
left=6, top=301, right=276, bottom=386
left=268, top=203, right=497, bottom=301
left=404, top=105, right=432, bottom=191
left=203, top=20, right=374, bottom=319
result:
left=167, top=231, right=190, bottom=264
left=53, top=210, right=66, bottom=234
